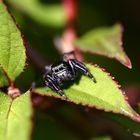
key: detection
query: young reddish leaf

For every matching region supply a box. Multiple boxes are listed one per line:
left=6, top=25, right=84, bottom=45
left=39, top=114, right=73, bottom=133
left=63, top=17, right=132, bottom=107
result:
left=8, top=0, right=66, bottom=28
left=34, top=64, right=140, bottom=122
left=0, top=91, right=32, bottom=140
left=0, top=1, right=26, bottom=81
left=0, top=68, right=8, bottom=87
left=75, top=24, right=132, bottom=68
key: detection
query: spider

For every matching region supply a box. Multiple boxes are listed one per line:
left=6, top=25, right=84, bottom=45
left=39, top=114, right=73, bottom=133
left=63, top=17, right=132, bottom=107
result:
left=44, top=52, right=96, bottom=99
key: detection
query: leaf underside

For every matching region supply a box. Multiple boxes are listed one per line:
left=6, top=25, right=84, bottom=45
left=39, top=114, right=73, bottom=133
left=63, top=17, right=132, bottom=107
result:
left=0, top=91, right=32, bottom=140
left=8, top=0, right=66, bottom=28
left=34, top=64, right=140, bottom=122
left=0, top=1, right=26, bottom=81
left=75, top=24, right=132, bottom=68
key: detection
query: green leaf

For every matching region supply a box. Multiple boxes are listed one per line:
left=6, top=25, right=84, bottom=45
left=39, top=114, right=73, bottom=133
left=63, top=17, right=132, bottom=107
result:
left=0, top=68, right=8, bottom=87
left=34, top=64, right=140, bottom=122
left=0, top=91, right=32, bottom=140
left=75, top=24, right=132, bottom=68
left=0, top=1, right=26, bottom=81
left=90, top=136, right=111, bottom=140
left=8, top=0, right=66, bottom=28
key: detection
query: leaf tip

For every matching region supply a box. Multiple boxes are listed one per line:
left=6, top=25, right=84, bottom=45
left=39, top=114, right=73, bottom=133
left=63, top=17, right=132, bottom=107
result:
left=117, top=23, right=132, bottom=69
left=125, top=57, right=132, bottom=69
left=119, top=55, right=132, bottom=69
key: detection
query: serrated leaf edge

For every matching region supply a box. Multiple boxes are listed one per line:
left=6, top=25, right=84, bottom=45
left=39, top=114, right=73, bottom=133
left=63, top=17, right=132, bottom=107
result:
left=32, top=63, right=140, bottom=122
left=0, top=1, right=27, bottom=82
left=75, top=24, right=132, bottom=69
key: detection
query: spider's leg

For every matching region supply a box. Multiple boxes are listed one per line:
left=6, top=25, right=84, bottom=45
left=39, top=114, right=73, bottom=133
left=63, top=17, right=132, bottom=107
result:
left=45, top=75, right=68, bottom=99
left=70, top=60, right=96, bottom=83
left=68, top=60, right=76, bottom=77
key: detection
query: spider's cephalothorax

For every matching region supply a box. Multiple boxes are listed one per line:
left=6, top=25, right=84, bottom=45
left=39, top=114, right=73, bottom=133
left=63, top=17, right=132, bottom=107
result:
left=44, top=52, right=96, bottom=99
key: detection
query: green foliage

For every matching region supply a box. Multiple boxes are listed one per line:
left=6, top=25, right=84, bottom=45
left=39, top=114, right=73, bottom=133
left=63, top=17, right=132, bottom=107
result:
left=0, top=1, right=26, bottom=81
left=0, top=68, right=8, bottom=87
left=75, top=24, right=131, bottom=68
left=0, top=91, right=32, bottom=140
left=34, top=64, right=139, bottom=121
left=0, top=2, right=32, bottom=140
left=8, top=0, right=66, bottom=28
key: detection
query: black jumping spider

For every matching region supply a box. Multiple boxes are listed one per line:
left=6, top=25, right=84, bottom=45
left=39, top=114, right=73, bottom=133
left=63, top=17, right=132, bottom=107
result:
left=44, top=52, right=96, bottom=99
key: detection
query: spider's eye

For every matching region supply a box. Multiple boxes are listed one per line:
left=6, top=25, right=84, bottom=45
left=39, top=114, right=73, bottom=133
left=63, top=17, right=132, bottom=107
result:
left=55, top=69, right=58, bottom=72
left=59, top=67, right=63, bottom=71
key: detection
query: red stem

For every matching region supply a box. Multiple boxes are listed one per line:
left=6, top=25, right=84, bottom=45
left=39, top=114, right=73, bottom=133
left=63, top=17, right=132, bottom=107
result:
left=60, top=0, right=83, bottom=61
left=62, top=0, right=76, bottom=27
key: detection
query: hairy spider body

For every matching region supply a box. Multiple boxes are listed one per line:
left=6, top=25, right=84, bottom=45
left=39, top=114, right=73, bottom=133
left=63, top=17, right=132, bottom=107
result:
left=52, top=62, right=75, bottom=84
left=44, top=52, right=96, bottom=99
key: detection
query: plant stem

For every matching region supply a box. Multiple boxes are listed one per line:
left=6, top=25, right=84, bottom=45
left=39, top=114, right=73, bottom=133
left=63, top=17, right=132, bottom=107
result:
left=56, top=0, right=83, bottom=61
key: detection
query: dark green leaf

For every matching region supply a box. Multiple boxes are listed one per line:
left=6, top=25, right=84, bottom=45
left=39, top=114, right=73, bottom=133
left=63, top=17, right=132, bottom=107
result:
left=32, top=109, right=80, bottom=140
